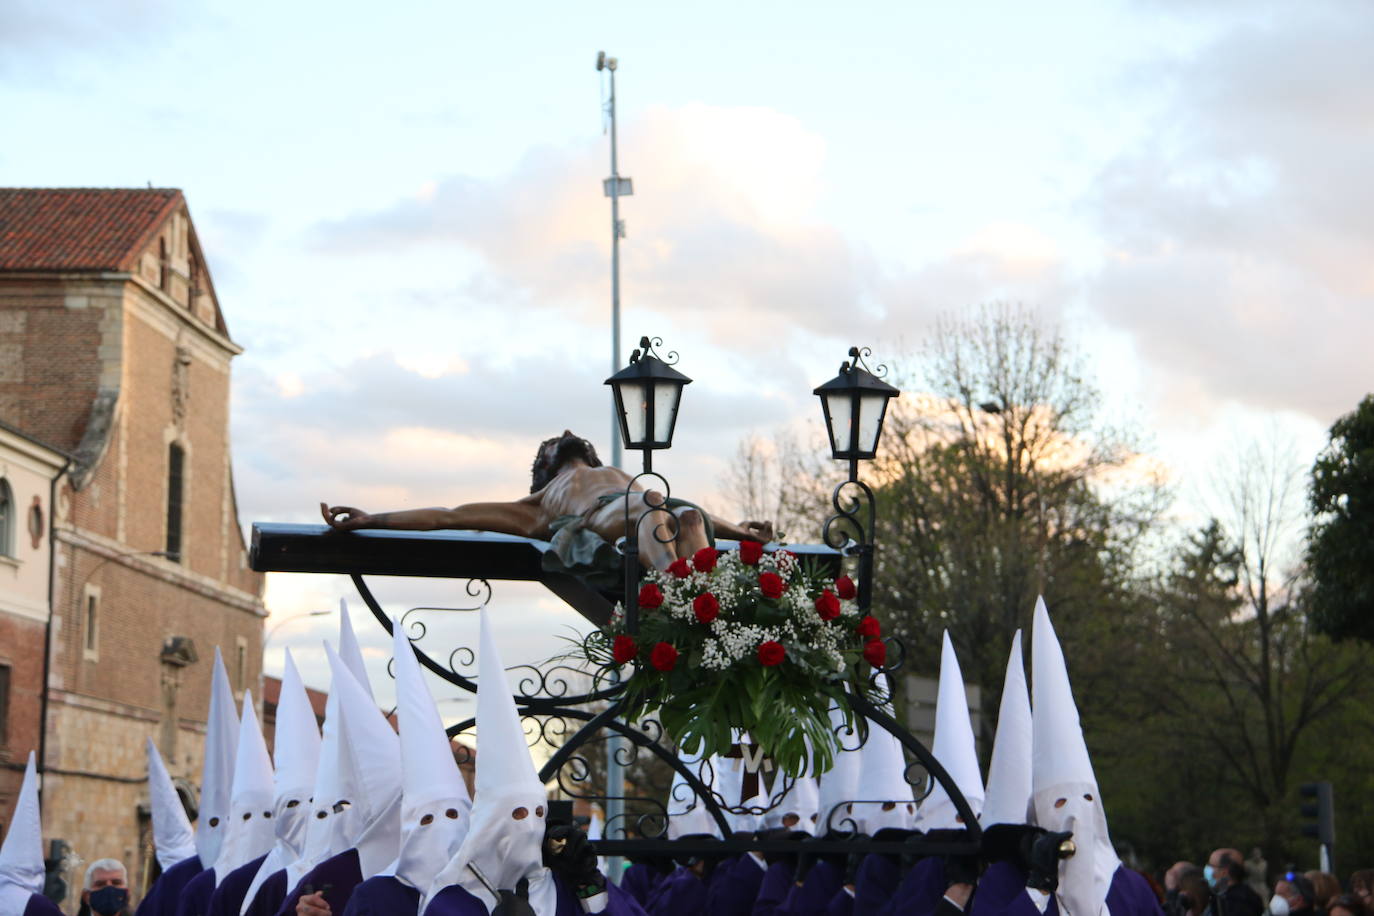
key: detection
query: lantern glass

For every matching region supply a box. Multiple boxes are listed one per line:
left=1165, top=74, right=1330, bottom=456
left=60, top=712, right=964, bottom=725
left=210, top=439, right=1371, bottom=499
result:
left=613, top=378, right=683, bottom=448
left=823, top=390, right=888, bottom=457
left=617, top=379, right=649, bottom=445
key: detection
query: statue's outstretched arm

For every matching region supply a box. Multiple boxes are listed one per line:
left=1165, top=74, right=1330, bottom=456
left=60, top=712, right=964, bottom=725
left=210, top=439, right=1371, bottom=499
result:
left=321, top=497, right=546, bottom=539
left=705, top=514, right=774, bottom=544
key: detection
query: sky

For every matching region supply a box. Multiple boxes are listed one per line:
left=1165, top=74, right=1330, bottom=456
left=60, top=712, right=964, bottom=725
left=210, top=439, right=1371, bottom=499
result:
left=3, top=0, right=1371, bottom=717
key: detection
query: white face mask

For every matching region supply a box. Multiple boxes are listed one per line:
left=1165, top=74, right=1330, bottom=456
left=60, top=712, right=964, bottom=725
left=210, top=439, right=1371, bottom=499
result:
left=1270, top=895, right=1291, bottom=916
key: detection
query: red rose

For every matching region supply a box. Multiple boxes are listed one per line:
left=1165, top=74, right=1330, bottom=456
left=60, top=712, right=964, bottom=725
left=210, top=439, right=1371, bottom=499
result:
left=863, top=638, right=887, bottom=667
left=612, top=634, right=638, bottom=664
left=692, top=547, right=718, bottom=573
left=638, top=583, right=664, bottom=609
left=739, top=541, right=764, bottom=566
left=667, top=558, right=691, bottom=579
left=650, top=642, right=679, bottom=672
left=758, top=572, right=785, bottom=599
left=856, top=615, right=881, bottom=639
left=693, top=592, right=720, bottom=624
left=815, top=589, right=841, bottom=621
left=758, top=640, right=786, bottom=667
left=835, top=576, right=857, bottom=600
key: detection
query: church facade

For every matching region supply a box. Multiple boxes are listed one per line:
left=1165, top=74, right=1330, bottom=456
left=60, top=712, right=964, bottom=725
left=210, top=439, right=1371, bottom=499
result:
left=0, top=188, right=266, bottom=898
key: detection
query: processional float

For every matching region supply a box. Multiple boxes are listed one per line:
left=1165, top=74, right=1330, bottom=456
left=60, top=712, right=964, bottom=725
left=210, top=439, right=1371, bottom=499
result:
left=250, top=339, right=982, bottom=865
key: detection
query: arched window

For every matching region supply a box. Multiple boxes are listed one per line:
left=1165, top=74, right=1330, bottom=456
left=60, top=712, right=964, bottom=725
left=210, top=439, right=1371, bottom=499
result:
left=0, top=478, right=13, bottom=558
left=166, top=444, right=184, bottom=562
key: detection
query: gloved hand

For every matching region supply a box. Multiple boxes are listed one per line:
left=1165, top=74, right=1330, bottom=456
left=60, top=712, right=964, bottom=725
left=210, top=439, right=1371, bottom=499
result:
left=543, top=825, right=607, bottom=899
left=981, top=824, right=1045, bottom=864
left=923, top=827, right=981, bottom=887
left=758, top=827, right=806, bottom=867
left=1023, top=830, right=1073, bottom=893
left=492, top=878, right=537, bottom=916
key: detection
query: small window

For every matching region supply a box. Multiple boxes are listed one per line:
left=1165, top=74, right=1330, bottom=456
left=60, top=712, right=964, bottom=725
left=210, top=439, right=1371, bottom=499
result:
left=83, top=587, right=100, bottom=661
left=235, top=638, right=248, bottom=692
left=0, top=663, right=10, bottom=745
left=159, top=237, right=170, bottom=291
left=166, top=443, right=184, bottom=562
left=0, top=478, right=12, bottom=557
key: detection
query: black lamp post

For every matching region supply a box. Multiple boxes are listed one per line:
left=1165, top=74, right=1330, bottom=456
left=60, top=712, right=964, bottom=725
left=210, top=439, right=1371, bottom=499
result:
left=605, top=336, right=692, bottom=475
left=814, top=347, right=899, bottom=614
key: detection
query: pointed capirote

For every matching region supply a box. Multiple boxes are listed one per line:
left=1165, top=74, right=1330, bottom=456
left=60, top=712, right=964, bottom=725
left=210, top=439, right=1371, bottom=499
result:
left=854, top=674, right=916, bottom=832
left=196, top=647, right=240, bottom=869
left=421, top=607, right=556, bottom=914
left=215, top=690, right=277, bottom=882
left=0, top=752, right=45, bottom=901
left=391, top=618, right=471, bottom=890
left=915, top=631, right=984, bottom=829
left=285, top=646, right=352, bottom=893
left=981, top=629, right=1032, bottom=827
left=665, top=746, right=720, bottom=839
left=763, top=775, right=820, bottom=835
left=816, top=703, right=864, bottom=835
left=337, top=597, right=375, bottom=702
left=146, top=738, right=197, bottom=870
left=324, top=641, right=403, bottom=879
left=240, top=649, right=321, bottom=914
left=1031, top=598, right=1097, bottom=794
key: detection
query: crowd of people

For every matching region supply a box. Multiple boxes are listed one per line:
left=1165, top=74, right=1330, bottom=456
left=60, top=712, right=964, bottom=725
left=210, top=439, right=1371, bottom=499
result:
left=0, top=597, right=1359, bottom=916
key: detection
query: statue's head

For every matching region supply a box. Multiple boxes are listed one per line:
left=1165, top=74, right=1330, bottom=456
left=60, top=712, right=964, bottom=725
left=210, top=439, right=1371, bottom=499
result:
left=531, top=431, right=602, bottom=492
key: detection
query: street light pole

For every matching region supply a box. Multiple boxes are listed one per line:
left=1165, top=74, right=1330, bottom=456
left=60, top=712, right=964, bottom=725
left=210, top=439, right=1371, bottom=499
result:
left=264, top=608, right=332, bottom=647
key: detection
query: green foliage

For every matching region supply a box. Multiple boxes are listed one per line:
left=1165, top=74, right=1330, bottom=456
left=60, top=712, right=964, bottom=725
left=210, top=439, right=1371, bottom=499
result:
left=1307, top=394, right=1374, bottom=642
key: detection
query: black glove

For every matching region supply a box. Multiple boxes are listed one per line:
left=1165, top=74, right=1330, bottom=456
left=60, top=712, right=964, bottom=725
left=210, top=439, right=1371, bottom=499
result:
left=981, top=824, right=1044, bottom=865
left=1024, top=830, right=1073, bottom=893
left=493, top=878, right=537, bottom=916
left=758, top=827, right=807, bottom=867
left=543, top=825, right=607, bottom=898
left=924, top=827, right=981, bottom=888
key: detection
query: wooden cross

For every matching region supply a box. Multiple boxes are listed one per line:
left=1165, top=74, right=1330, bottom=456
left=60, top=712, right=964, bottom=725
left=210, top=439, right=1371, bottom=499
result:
left=723, top=742, right=773, bottom=804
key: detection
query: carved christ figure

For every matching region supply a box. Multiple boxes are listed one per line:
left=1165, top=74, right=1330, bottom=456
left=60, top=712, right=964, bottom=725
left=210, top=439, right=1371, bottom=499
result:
left=322, top=431, right=773, bottom=571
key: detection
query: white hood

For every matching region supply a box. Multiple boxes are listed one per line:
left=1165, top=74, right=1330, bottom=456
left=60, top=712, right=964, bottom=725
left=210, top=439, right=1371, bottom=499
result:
left=816, top=703, right=864, bottom=835
left=196, top=647, right=240, bottom=871
left=914, top=632, right=983, bottom=830
left=240, top=649, right=320, bottom=914
left=0, top=752, right=44, bottom=913
left=146, top=738, right=197, bottom=870
left=854, top=676, right=916, bottom=833
left=422, top=608, right=556, bottom=914
left=216, top=690, right=277, bottom=882
left=392, top=618, right=471, bottom=891
left=664, top=746, right=721, bottom=840
left=325, top=642, right=403, bottom=879
left=1031, top=597, right=1119, bottom=916
left=763, top=776, right=820, bottom=835
left=336, top=598, right=376, bottom=702
left=981, top=630, right=1032, bottom=827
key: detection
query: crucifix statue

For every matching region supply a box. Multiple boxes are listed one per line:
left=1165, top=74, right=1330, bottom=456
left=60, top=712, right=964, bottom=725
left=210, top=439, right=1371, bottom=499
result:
left=322, top=430, right=773, bottom=576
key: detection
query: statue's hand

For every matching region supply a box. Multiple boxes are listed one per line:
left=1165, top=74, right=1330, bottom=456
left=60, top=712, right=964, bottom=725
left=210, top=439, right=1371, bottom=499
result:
left=321, top=503, right=371, bottom=531
left=738, top=520, right=774, bottom=542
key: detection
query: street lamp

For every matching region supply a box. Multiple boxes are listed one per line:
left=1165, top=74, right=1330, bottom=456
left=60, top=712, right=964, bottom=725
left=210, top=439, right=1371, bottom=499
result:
left=605, top=336, right=692, bottom=475
left=264, top=608, right=332, bottom=646
left=813, top=346, right=901, bottom=483
left=814, top=347, right=899, bottom=615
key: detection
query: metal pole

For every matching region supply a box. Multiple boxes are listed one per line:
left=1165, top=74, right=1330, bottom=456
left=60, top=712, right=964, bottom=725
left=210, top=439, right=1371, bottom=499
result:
left=602, top=53, right=625, bottom=883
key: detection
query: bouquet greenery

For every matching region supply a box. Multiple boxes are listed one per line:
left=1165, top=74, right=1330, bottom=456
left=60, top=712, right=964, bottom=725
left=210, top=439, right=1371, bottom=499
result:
left=577, top=542, right=889, bottom=778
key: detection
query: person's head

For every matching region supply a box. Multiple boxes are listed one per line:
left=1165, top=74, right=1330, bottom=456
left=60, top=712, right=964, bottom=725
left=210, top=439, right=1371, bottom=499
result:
left=530, top=431, right=602, bottom=493
left=1273, top=874, right=1317, bottom=916
left=1178, top=871, right=1212, bottom=916
left=1328, top=895, right=1368, bottom=916
left=1349, top=870, right=1374, bottom=910
left=82, top=859, right=128, bottom=915
left=1207, top=849, right=1245, bottom=890
left=1306, top=871, right=1341, bottom=909
left=1166, top=862, right=1200, bottom=891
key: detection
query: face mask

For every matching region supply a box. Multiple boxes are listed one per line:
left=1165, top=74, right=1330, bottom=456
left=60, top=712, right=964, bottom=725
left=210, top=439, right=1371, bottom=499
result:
left=89, top=885, right=129, bottom=915
left=1270, top=895, right=1291, bottom=916
left=1205, top=865, right=1217, bottom=888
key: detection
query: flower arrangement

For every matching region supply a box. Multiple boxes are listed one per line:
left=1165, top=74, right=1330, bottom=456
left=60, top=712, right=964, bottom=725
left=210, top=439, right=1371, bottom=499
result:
left=578, top=543, right=889, bottom=778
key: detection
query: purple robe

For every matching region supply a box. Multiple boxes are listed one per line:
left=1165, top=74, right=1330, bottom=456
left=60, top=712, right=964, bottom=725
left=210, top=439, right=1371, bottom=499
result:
left=852, top=854, right=903, bottom=915
left=781, top=859, right=842, bottom=916
left=621, top=863, right=667, bottom=908
left=707, top=853, right=767, bottom=916
left=343, top=875, right=420, bottom=915
left=136, top=854, right=203, bottom=916
left=423, top=874, right=648, bottom=915
left=177, top=866, right=219, bottom=916
left=207, top=854, right=269, bottom=916
left=883, top=856, right=946, bottom=916
left=753, top=860, right=796, bottom=916
left=242, top=868, right=288, bottom=916
left=644, top=866, right=707, bottom=915
left=824, top=887, right=855, bottom=916
left=422, top=883, right=487, bottom=915
left=273, top=849, right=363, bottom=916
left=23, top=894, right=66, bottom=916
left=970, top=861, right=1028, bottom=916
left=986, top=865, right=1165, bottom=916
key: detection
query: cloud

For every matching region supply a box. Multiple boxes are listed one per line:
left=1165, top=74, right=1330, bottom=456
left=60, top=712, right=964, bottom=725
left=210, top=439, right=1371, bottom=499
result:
left=0, top=0, right=189, bottom=80
left=1082, top=3, right=1374, bottom=422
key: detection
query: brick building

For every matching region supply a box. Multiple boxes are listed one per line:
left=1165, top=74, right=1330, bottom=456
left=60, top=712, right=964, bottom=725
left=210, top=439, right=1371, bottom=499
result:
left=0, top=188, right=266, bottom=898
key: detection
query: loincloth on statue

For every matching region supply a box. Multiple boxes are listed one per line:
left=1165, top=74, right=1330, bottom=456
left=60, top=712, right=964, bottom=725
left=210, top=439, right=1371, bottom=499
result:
left=540, top=492, right=715, bottom=589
